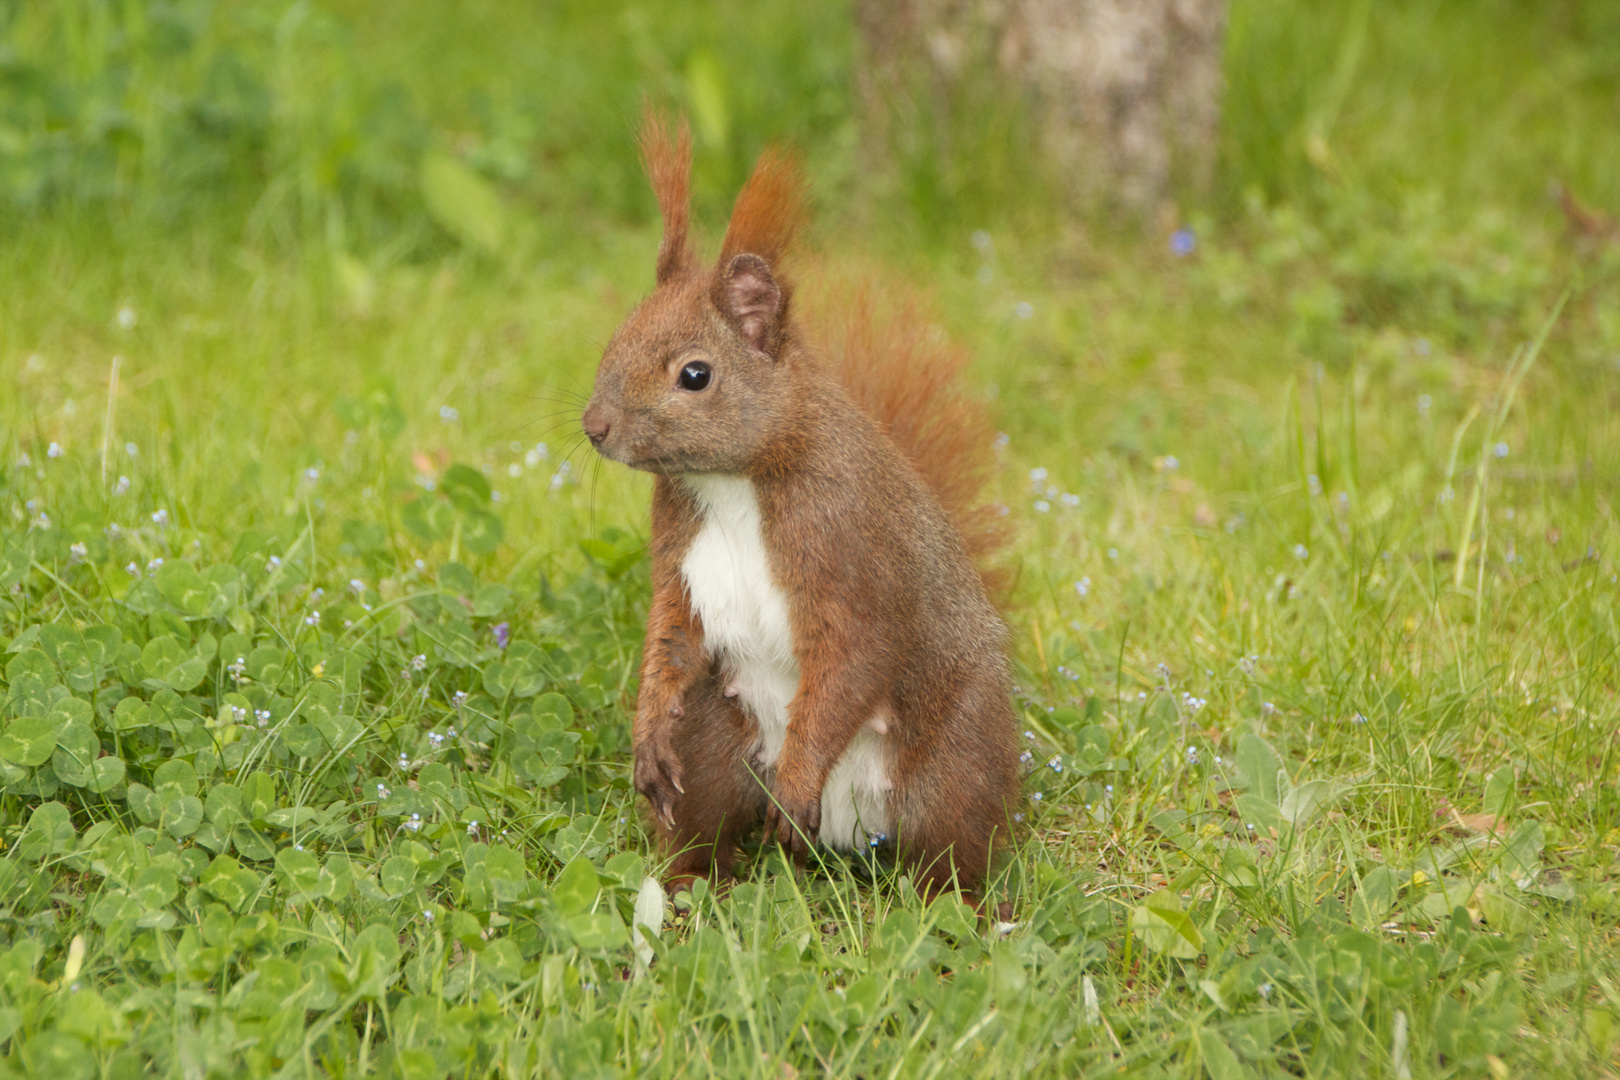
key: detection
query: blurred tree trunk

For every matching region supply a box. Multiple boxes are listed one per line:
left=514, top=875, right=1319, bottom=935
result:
left=857, top=0, right=1229, bottom=213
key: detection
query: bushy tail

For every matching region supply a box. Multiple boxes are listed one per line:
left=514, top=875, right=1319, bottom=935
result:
left=800, top=268, right=1011, bottom=594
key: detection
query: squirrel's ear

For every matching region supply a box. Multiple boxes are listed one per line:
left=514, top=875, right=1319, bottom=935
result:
left=717, top=254, right=783, bottom=355
left=639, top=109, right=693, bottom=285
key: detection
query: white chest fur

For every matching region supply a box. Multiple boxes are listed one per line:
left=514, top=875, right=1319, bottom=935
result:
left=679, top=474, right=892, bottom=850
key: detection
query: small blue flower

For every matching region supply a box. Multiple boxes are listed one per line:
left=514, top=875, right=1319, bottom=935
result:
left=1170, top=229, right=1196, bottom=257
left=492, top=622, right=511, bottom=649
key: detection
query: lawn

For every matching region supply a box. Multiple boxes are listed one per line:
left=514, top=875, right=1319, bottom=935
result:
left=2, top=1, right=1619, bottom=1077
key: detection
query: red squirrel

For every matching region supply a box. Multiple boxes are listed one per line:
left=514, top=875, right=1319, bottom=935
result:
left=581, top=114, right=1020, bottom=897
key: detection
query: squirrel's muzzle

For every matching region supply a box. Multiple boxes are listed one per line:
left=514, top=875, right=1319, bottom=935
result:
left=582, top=402, right=613, bottom=449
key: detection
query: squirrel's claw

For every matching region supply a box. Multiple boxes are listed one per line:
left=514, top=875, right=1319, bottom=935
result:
left=765, top=789, right=821, bottom=860
left=633, top=730, right=684, bottom=830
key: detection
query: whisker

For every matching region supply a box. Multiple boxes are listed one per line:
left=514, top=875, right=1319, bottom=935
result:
left=516, top=416, right=593, bottom=440
left=523, top=390, right=592, bottom=407
left=589, top=451, right=610, bottom=536
left=516, top=408, right=587, bottom=425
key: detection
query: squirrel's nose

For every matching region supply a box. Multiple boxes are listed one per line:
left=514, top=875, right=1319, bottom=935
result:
left=582, top=404, right=611, bottom=448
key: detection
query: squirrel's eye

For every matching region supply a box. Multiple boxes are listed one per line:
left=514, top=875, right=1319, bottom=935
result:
left=678, top=361, right=712, bottom=392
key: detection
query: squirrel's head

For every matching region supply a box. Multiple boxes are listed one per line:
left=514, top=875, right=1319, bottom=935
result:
left=582, top=113, right=806, bottom=475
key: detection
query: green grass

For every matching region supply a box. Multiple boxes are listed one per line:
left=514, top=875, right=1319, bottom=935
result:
left=3, top=1, right=1620, bottom=1077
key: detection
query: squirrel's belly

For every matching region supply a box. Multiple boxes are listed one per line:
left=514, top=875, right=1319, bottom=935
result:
left=680, top=474, right=893, bottom=849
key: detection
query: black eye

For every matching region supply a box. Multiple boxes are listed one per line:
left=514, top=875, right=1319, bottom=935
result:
left=678, top=361, right=712, bottom=391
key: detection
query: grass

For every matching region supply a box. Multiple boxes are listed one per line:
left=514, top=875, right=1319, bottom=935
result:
left=3, top=1, right=1620, bottom=1077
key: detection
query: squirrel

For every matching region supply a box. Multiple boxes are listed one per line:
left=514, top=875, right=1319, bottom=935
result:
left=581, top=113, right=1020, bottom=899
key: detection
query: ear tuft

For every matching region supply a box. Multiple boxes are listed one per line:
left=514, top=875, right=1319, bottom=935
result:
left=718, top=254, right=783, bottom=354
left=639, top=107, right=694, bottom=285
left=719, top=147, right=805, bottom=270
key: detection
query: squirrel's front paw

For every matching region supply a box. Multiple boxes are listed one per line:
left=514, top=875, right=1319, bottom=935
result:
left=764, top=781, right=821, bottom=860
left=633, top=728, right=684, bottom=830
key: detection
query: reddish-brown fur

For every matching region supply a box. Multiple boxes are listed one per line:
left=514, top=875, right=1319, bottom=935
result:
left=800, top=276, right=1010, bottom=594
left=581, top=111, right=1020, bottom=899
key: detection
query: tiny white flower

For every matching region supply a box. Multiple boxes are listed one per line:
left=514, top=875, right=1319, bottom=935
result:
left=1494, top=442, right=1509, bottom=459
left=69, top=542, right=88, bottom=562
left=304, top=612, right=321, bottom=626
left=411, top=654, right=427, bottom=671
left=1014, top=301, right=1033, bottom=319
left=439, top=405, right=459, bottom=422
left=1294, top=544, right=1309, bottom=560
left=114, top=475, right=130, bottom=495
left=116, top=305, right=137, bottom=329
left=1029, top=466, right=1048, bottom=483
left=1034, top=499, right=1050, bottom=513
left=47, top=442, right=64, bottom=458
left=126, top=561, right=140, bottom=577
left=151, top=509, right=169, bottom=526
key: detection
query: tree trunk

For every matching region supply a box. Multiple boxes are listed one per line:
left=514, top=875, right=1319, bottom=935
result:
left=857, top=0, right=1229, bottom=213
